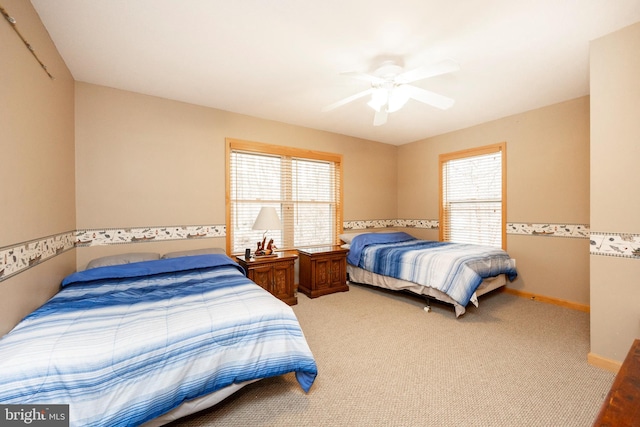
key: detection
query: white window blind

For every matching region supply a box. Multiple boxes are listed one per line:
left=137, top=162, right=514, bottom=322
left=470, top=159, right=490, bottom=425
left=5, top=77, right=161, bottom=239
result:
left=292, top=158, right=337, bottom=247
left=227, top=140, right=342, bottom=254
left=440, top=143, right=506, bottom=249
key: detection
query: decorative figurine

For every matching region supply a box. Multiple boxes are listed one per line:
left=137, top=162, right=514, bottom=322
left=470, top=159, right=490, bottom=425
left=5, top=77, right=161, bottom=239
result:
left=255, top=238, right=277, bottom=256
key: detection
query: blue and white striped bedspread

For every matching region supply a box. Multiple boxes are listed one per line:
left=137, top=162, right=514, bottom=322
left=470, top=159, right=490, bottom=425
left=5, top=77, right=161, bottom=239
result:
left=0, top=254, right=317, bottom=426
left=348, top=233, right=517, bottom=307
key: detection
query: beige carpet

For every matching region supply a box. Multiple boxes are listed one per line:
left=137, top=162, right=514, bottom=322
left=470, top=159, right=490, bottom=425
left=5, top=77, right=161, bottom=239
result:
left=169, top=284, right=615, bottom=427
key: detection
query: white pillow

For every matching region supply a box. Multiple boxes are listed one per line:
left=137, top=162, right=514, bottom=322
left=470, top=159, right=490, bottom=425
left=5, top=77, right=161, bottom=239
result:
left=86, top=252, right=160, bottom=270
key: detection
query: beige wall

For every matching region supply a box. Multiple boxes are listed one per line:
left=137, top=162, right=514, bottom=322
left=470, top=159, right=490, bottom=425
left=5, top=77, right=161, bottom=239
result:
left=590, top=22, right=640, bottom=363
left=0, top=0, right=76, bottom=336
left=398, top=97, right=591, bottom=305
left=74, top=82, right=397, bottom=269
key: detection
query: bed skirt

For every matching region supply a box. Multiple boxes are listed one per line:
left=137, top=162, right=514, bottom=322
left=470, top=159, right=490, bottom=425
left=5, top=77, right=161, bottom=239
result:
left=347, top=264, right=506, bottom=317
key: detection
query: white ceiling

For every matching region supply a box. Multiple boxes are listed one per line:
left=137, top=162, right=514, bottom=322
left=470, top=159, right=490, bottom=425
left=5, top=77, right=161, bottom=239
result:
left=30, top=0, right=640, bottom=145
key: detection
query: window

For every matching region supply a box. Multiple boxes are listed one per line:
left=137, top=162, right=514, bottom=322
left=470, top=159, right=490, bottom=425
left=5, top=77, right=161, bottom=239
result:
left=439, top=142, right=506, bottom=249
left=226, top=139, right=343, bottom=254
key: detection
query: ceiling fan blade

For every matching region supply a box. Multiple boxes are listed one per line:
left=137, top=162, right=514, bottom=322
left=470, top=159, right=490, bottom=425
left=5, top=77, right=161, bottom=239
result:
left=373, top=108, right=388, bottom=126
left=404, top=85, right=455, bottom=110
left=397, top=59, right=460, bottom=83
left=322, top=88, right=375, bottom=112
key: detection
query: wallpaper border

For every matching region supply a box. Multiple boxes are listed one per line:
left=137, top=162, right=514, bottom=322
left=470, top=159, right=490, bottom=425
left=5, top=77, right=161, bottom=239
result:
left=0, top=231, right=75, bottom=282
left=5, top=221, right=633, bottom=282
left=589, top=232, right=640, bottom=259
left=343, top=219, right=438, bottom=230
left=76, top=225, right=225, bottom=247
left=344, top=219, right=591, bottom=239
left=507, top=222, right=590, bottom=239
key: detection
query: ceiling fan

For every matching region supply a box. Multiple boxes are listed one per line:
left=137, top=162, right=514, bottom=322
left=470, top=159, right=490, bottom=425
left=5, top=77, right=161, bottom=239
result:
left=323, top=58, right=459, bottom=126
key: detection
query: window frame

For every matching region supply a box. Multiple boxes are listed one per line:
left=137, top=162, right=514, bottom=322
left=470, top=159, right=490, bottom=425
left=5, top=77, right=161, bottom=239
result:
left=438, top=142, right=507, bottom=250
left=225, top=138, right=343, bottom=254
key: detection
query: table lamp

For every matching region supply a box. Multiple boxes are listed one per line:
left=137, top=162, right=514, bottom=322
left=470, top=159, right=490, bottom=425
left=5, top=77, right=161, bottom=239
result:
left=252, top=207, right=281, bottom=255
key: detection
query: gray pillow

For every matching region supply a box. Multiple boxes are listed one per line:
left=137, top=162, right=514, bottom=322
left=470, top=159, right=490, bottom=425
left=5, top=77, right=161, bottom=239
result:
left=161, top=248, right=226, bottom=259
left=339, top=232, right=373, bottom=244
left=86, top=252, right=161, bottom=270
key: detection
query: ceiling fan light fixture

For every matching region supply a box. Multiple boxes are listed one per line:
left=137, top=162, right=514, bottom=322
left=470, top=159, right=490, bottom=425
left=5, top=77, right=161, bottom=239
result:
left=387, top=86, right=410, bottom=113
left=367, top=88, right=388, bottom=112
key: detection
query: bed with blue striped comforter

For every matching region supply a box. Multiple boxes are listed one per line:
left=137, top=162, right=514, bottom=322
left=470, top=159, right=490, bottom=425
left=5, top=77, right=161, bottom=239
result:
left=0, top=254, right=317, bottom=426
left=347, top=232, right=517, bottom=308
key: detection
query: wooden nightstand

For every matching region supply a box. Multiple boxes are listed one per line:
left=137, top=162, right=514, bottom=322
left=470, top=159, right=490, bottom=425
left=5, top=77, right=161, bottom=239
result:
left=298, top=246, right=349, bottom=298
left=235, top=251, right=298, bottom=305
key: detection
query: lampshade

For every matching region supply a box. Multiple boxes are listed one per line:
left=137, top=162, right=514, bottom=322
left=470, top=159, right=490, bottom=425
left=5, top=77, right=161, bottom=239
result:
left=252, top=207, right=282, bottom=231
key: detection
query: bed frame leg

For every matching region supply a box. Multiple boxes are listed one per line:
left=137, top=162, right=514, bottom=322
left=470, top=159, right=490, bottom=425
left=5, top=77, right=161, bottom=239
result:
left=423, top=296, right=432, bottom=313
